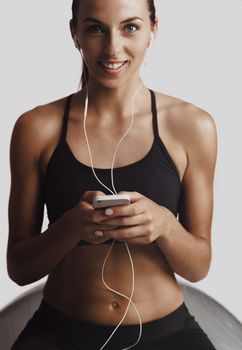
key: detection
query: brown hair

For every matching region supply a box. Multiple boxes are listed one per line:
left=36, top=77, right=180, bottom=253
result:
left=71, top=0, right=156, bottom=88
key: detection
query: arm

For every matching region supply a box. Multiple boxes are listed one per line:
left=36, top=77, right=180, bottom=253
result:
left=156, top=107, right=217, bottom=282
left=7, top=110, right=83, bottom=286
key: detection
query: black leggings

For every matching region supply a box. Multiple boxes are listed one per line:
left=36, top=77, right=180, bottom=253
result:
left=11, top=299, right=216, bottom=350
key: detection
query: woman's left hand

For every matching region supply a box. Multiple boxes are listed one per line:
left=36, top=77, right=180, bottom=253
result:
left=92, top=191, right=172, bottom=245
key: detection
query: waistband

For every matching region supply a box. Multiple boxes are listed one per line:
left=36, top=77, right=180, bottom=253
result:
left=27, top=299, right=191, bottom=348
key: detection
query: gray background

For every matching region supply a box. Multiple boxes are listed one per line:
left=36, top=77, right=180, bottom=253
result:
left=1, top=0, right=241, bottom=325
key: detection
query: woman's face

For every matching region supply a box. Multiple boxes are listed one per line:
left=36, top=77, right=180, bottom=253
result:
left=72, top=0, right=156, bottom=89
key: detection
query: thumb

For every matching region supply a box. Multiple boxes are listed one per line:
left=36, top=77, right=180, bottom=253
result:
left=81, top=190, right=106, bottom=204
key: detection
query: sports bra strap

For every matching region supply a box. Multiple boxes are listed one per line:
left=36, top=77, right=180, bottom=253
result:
left=60, top=93, right=74, bottom=142
left=149, top=89, right=159, bottom=138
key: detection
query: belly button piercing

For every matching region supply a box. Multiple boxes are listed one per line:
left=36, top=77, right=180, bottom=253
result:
left=112, top=301, right=119, bottom=310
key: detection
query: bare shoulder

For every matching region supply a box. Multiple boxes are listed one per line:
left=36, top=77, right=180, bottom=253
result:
left=11, top=95, right=69, bottom=175
left=152, top=91, right=217, bottom=182
left=13, top=96, right=67, bottom=149
left=154, top=91, right=217, bottom=150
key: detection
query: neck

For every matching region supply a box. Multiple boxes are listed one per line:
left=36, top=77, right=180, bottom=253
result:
left=81, top=76, right=147, bottom=122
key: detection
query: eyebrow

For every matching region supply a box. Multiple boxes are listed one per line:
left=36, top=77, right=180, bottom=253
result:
left=83, top=17, right=144, bottom=24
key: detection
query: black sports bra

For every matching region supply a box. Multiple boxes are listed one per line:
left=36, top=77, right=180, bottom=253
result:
left=43, top=90, right=182, bottom=245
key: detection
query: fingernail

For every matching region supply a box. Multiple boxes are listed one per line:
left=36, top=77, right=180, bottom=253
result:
left=94, top=231, right=103, bottom=237
left=105, top=208, right=113, bottom=216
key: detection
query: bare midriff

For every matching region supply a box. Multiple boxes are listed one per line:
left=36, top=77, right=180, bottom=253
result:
left=43, top=241, right=184, bottom=326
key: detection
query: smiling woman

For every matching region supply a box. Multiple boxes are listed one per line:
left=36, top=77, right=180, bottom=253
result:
left=71, top=0, right=156, bottom=89
left=8, top=0, right=217, bottom=349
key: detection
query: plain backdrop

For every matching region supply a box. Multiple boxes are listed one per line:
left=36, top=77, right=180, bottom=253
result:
left=1, top=0, right=242, bottom=325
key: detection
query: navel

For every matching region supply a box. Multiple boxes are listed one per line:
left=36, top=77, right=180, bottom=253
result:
left=109, top=300, right=120, bottom=310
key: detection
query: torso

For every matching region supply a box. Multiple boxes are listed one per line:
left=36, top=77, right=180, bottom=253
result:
left=38, top=89, right=189, bottom=325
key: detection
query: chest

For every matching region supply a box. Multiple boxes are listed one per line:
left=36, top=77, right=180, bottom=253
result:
left=66, top=114, right=155, bottom=169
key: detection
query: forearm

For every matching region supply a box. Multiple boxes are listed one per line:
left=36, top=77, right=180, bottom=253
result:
left=7, top=209, right=81, bottom=286
left=155, top=211, right=212, bottom=282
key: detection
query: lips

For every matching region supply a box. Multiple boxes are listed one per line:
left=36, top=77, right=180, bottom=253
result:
left=99, top=61, right=127, bottom=71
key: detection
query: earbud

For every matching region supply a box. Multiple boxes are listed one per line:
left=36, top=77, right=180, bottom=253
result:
left=148, top=32, right=154, bottom=47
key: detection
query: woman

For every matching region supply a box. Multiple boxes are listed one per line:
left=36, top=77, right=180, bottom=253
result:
left=8, top=0, right=217, bottom=349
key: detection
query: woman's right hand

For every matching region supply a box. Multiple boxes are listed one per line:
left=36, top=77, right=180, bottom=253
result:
left=72, top=191, right=117, bottom=245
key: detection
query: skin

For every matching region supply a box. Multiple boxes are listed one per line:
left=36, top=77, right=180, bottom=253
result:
left=7, top=0, right=217, bottom=326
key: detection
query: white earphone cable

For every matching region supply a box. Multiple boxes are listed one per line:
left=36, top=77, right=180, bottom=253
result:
left=80, top=37, right=153, bottom=349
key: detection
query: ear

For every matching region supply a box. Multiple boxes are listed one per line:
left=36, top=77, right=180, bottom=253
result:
left=147, top=32, right=154, bottom=48
left=151, top=17, right=158, bottom=41
left=153, top=16, right=158, bottom=39
left=148, top=18, right=158, bottom=47
left=69, top=20, right=80, bottom=49
left=69, top=19, right=75, bottom=38
left=74, top=34, right=80, bottom=50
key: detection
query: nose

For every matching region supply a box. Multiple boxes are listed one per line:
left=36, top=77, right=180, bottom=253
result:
left=104, top=31, right=122, bottom=58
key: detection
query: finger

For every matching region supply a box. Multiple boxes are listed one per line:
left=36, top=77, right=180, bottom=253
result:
left=118, top=191, right=143, bottom=203
left=102, top=225, right=146, bottom=241
left=93, top=223, right=119, bottom=231
left=78, top=199, right=105, bottom=224
left=93, top=200, right=145, bottom=223
left=82, top=190, right=106, bottom=204
left=86, top=234, right=115, bottom=245
left=83, top=223, right=116, bottom=244
left=124, top=237, right=151, bottom=245
left=98, top=213, right=147, bottom=227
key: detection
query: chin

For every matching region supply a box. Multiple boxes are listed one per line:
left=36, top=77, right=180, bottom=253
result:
left=91, top=76, right=127, bottom=90
left=101, top=80, right=125, bottom=90
left=93, top=71, right=140, bottom=90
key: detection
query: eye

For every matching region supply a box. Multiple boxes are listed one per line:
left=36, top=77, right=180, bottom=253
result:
left=87, top=24, right=104, bottom=34
left=125, top=24, right=139, bottom=33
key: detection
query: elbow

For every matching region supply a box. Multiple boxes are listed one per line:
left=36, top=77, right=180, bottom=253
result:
left=7, top=268, right=25, bottom=286
left=7, top=243, right=37, bottom=286
left=7, top=256, right=33, bottom=286
left=7, top=260, right=47, bottom=286
left=7, top=251, right=47, bottom=286
left=7, top=252, right=22, bottom=285
left=186, top=270, right=209, bottom=283
left=7, top=263, right=27, bottom=286
left=8, top=268, right=36, bottom=286
left=187, top=242, right=212, bottom=283
left=186, top=259, right=211, bottom=283
left=178, top=266, right=209, bottom=283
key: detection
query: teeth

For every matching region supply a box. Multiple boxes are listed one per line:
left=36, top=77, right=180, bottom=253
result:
left=101, top=62, right=126, bottom=70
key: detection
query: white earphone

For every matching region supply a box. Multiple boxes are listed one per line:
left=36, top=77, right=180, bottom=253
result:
left=149, top=31, right=154, bottom=47
left=72, top=30, right=153, bottom=350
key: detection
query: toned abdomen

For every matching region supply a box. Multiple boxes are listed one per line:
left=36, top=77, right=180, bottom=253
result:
left=43, top=242, right=184, bottom=325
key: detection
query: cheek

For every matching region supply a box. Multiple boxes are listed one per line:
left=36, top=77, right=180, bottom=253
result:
left=79, top=32, right=102, bottom=56
left=128, top=35, right=148, bottom=55
left=130, top=43, right=147, bottom=63
left=81, top=44, right=102, bottom=68
left=82, top=41, right=101, bottom=56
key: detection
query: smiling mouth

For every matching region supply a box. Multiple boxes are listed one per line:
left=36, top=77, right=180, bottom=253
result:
left=99, top=61, right=128, bottom=70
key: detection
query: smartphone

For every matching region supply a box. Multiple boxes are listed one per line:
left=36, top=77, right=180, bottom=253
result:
left=93, top=194, right=131, bottom=209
